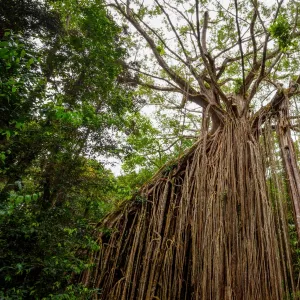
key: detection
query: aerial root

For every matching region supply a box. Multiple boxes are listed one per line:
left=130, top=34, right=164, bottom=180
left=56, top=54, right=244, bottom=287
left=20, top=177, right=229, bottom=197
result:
left=80, top=120, right=298, bottom=299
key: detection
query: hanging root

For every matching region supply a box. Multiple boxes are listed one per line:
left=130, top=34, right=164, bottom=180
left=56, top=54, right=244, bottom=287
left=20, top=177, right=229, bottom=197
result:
left=80, top=118, right=299, bottom=299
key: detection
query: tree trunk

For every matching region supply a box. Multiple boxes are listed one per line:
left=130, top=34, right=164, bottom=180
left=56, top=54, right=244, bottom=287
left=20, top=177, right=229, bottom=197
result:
left=80, top=117, right=297, bottom=299
left=278, top=114, right=300, bottom=241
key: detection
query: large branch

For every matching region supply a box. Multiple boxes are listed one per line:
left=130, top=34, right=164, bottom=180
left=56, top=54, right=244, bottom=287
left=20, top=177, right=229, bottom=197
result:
left=119, top=61, right=182, bottom=89
left=195, top=3, right=229, bottom=106
left=250, top=0, right=258, bottom=65
left=251, top=76, right=300, bottom=130
left=234, top=0, right=246, bottom=97
left=277, top=94, right=300, bottom=241
left=118, top=74, right=181, bottom=92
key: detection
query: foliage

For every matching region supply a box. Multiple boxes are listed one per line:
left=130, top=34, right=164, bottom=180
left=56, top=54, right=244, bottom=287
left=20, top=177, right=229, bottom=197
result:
left=269, top=15, right=294, bottom=51
left=0, top=0, right=62, bottom=38
left=0, top=159, right=116, bottom=299
left=0, top=31, right=42, bottom=143
left=2, top=0, right=300, bottom=299
left=0, top=0, right=141, bottom=298
left=121, top=108, right=197, bottom=178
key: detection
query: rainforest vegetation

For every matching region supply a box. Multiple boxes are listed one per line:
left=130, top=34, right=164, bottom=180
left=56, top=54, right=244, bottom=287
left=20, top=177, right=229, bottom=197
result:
left=1, top=0, right=300, bottom=299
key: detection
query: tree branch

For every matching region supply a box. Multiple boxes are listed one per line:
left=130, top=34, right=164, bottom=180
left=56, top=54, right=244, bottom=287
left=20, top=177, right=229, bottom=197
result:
left=250, top=0, right=258, bottom=65
left=120, top=76, right=181, bottom=92
left=252, top=75, right=300, bottom=130
left=216, top=47, right=263, bottom=80
left=119, top=62, right=182, bottom=90
left=234, top=0, right=245, bottom=97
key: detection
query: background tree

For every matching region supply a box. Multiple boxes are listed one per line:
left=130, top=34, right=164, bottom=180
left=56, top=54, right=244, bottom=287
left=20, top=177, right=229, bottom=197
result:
left=0, top=0, right=142, bottom=298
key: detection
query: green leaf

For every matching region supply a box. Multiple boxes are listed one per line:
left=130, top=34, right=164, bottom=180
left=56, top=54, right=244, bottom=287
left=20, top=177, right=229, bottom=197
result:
left=25, top=195, right=31, bottom=203
left=5, top=274, right=11, bottom=281
left=269, top=15, right=292, bottom=51
left=20, top=49, right=26, bottom=58
left=156, top=45, right=165, bottom=55
left=0, top=152, right=6, bottom=162
left=16, top=196, right=24, bottom=204
left=26, top=57, right=35, bottom=68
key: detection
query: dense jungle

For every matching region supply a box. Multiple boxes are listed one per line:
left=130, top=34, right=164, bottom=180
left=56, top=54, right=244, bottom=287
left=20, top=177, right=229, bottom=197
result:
left=1, top=0, right=300, bottom=299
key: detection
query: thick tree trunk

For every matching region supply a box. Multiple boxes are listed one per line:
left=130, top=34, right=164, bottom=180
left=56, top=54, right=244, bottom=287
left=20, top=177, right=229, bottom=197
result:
left=80, top=117, right=297, bottom=299
left=278, top=116, right=300, bottom=240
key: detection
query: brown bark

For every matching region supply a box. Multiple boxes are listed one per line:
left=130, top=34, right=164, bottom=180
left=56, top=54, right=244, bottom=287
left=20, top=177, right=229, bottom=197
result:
left=278, top=112, right=300, bottom=240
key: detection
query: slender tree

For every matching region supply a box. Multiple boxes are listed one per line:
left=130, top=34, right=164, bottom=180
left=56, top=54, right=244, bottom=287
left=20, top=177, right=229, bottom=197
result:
left=80, top=0, right=300, bottom=299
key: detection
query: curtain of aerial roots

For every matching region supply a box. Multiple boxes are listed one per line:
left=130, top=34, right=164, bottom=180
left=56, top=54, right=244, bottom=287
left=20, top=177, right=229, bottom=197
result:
left=80, top=118, right=298, bottom=299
